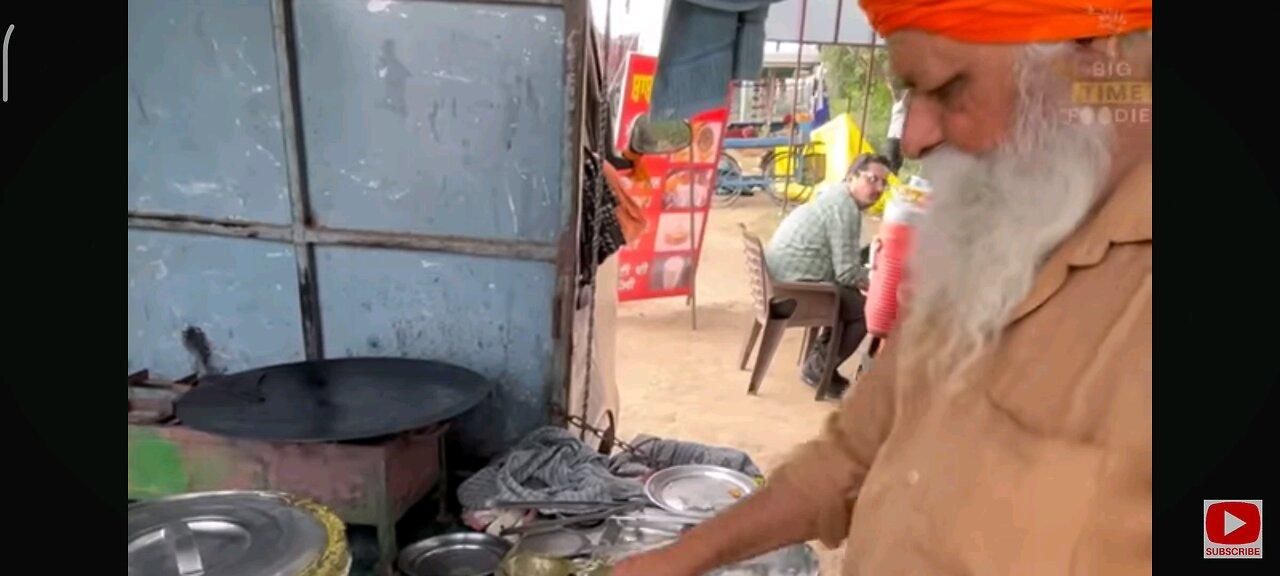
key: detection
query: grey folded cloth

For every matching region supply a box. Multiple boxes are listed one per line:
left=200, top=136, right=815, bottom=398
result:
left=457, top=427, right=644, bottom=513
left=457, top=427, right=763, bottom=514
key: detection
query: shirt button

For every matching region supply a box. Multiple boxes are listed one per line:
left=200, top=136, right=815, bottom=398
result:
left=907, top=470, right=920, bottom=485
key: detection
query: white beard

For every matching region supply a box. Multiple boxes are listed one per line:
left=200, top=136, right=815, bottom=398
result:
left=900, top=47, right=1115, bottom=388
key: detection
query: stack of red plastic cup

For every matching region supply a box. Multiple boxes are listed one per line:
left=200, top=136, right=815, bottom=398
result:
left=865, top=183, right=927, bottom=337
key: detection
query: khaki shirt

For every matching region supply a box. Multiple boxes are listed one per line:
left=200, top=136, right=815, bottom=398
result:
left=771, top=160, right=1152, bottom=575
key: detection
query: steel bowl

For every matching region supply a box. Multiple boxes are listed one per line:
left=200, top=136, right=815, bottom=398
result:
left=397, top=532, right=512, bottom=576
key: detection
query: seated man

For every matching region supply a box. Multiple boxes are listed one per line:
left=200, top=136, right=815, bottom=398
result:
left=763, top=153, right=889, bottom=395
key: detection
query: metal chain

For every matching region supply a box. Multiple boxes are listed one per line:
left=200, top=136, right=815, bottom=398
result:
left=560, top=412, right=657, bottom=468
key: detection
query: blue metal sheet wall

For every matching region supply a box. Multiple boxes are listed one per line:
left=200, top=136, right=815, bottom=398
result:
left=127, top=0, right=292, bottom=223
left=127, top=230, right=307, bottom=376
left=315, top=246, right=557, bottom=456
left=294, top=0, right=566, bottom=241
left=127, top=0, right=583, bottom=456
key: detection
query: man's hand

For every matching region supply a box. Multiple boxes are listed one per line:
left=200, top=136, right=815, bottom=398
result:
left=851, top=275, right=871, bottom=296
left=609, top=546, right=698, bottom=576
left=606, top=483, right=819, bottom=576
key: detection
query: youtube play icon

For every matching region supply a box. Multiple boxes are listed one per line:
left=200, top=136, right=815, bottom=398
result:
left=1204, top=500, right=1263, bottom=558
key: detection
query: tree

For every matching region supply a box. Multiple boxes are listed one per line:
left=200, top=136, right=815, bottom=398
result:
left=819, top=45, right=893, bottom=157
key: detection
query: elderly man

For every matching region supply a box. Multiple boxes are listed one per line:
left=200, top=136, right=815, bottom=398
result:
left=765, top=153, right=889, bottom=395
left=614, top=0, right=1152, bottom=574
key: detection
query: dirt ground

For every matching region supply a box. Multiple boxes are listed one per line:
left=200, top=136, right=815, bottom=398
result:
left=612, top=174, right=881, bottom=574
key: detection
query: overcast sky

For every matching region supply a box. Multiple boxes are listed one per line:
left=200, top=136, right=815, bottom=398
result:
left=589, top=0, right=668, bottom=54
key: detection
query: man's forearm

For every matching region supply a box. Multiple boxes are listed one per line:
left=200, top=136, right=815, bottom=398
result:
left=614, top=481, right=818, bottom=575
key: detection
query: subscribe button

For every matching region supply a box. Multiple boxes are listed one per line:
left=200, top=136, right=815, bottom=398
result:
left=1204, top=500, right=1263, bottom=558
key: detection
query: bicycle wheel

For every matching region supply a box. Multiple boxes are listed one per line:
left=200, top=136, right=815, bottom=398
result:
left=760, top=151, right=796, bottom=206
left=714, top=153, right=746, bottom=206
left=762, top=149, right=821, bottom=207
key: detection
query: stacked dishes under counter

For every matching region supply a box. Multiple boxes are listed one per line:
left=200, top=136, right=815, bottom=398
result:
left=394, top=465, right=818, bottom=575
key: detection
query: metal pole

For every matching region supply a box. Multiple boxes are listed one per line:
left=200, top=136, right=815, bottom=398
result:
left=856, top=35, right=879, bottom=157
left=832, top=0, right=844, bottom=44
left=781, top=0, right=808, bottom=214
left=763, top=69, right=775, bottom=128
left=844, top=48, right=854, bottom=115
left=688, top=173, right=697, bottom=330
left=737, top=81, right=747, bottom=123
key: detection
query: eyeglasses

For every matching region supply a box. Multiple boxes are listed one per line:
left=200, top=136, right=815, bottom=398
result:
left=860, top=173, right=888, bottom=187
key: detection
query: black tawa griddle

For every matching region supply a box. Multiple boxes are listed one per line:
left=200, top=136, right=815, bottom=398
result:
left=176, top=358, right=493, bottom=442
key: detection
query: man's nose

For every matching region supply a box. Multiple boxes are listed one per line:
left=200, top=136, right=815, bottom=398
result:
left=901, top=96, right=944, bottom=159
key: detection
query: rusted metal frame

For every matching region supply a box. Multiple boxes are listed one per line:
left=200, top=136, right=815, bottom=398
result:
left=128, top=213, right=292, bottom=241
left=127, top=213, right=561, bottom=262
left=781, top=0, right=809, bottom=214
left=269, top=0, right=325, bottom=360
left=576, top=0, right=606, bottom=435
left=435, top=0, right=564, bottom=7
left=550, top=0, right=588, bottom=427
left=302, top=226, right=560, bottom=261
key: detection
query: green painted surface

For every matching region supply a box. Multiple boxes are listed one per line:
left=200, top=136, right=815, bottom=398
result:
left=127, top=427, right=190, bottom=497
left=184, top=446, right=240, bottom=490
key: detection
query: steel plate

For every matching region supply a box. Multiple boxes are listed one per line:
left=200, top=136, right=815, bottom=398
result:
left=643, top=465, right=758, bottom=518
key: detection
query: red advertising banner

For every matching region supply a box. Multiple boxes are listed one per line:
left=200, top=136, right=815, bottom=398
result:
left=613, top=53, right=657, bottom=152
left=617, top=108, right=729, bottom=302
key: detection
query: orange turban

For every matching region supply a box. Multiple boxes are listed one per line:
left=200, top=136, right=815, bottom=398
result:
left=858, top=0, right=1152, bottom=44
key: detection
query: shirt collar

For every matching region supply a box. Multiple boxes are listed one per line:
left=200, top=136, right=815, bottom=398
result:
left=1007, top=158, right=1152, bottom=323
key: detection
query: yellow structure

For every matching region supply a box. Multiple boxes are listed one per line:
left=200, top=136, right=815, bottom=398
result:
left=771, top=113, right=898, bottom=215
